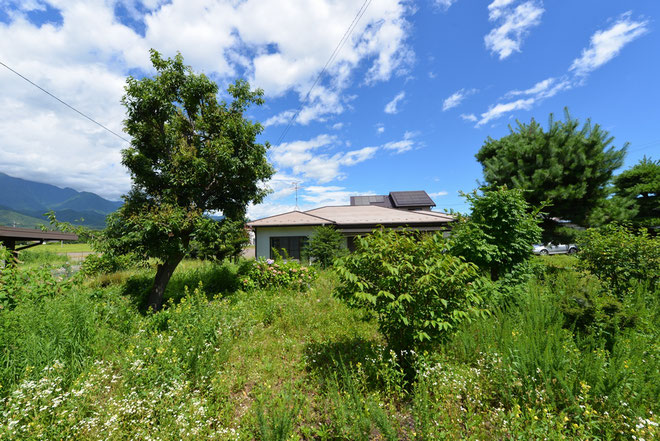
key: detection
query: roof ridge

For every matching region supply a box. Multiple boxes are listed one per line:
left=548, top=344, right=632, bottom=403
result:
left=412, top=210, right=454, bottom=219
left=248, top=210, right=334, bottom=224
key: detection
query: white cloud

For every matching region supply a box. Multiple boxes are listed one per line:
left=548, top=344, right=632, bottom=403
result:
left=507, top=76, right=571, bottom=100
left=487, top=0, right=516, bottom=20
left=331, top=122, right=344, bottom=130
left=376, top=123, right=385, bottom=134
left=384, top=91, right=405, bottom=114
left=460, top=113, right=477, bottom=122
left=433, top=0, right=458, bottom=11
left=271, top=134, right=377, bottom=183
left=247, top=200, right=298, bottom=220
left=442, top=88, right=478, bottom=111
left=474, top=13, right=646, bottom=126
left=382, top=131, right=419, bottom=154
left=0, top=0, right=415, bottom=199
left=302, top=185, right=357, bottom=206
left=428, top=191, right=449, bottom=197
left=247, top=183, right=369, bottom=218
left=485, top=1, right=544, bottom=59
left=263, top=110, right=295, bottom=127
left=477, top=98, right=534, bottom=126
left=570, top=12, right=649, bottom=77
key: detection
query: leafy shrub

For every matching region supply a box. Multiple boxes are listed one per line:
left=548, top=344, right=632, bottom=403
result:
left=19, top=249, right=68, bottom=266
left=240, top=258, right=316, bottom=291
left=450, top=187, right=542, bottom=281
left=334, top=229, right=486, bottom=357
left=303, top=225, right=345, bottom=268
left=0, top=247, right=72, bottom=311
left=80, top=252, right=146, bottom=276
left=577, top=224, right=659, bottom=297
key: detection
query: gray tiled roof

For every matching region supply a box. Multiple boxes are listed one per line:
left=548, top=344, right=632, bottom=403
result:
left=248, top=205, right=454, bottom=227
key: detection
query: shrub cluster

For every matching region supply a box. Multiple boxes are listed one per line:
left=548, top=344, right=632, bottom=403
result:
left=240, top=258, right=316, bottom=292
left=577, top=223, right=659, bottom=296
left=334, top=229, right=487, bottom=356
left=303, top=225, right=345, bottom=268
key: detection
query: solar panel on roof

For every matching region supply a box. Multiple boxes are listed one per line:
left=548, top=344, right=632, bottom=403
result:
left=389, top=191, right=435, bottom=207
left=351, top=195, right=387, bottom=206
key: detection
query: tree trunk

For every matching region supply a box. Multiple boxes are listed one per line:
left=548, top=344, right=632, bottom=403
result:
left=147, top=254, right=184, bottom=312
left=490, top=265, right=500, bottom=282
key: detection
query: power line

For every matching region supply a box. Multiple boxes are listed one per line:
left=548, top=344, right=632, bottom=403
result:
left=627, top=140, right=660, bottom=154
left=0, top=60, right=131, bottom=144
left=275, top=0, right=372, bottom=146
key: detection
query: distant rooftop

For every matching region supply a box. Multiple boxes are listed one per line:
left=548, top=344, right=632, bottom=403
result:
left=350, top=190, right=435, bottom=210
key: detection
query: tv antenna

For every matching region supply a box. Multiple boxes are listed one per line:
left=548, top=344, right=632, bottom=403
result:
left=292, top=181, right=302, bottom=211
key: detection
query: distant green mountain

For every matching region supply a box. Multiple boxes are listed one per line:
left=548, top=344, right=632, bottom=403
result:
left=0, top=172, right=122, bottom=228
left=0, top=209, right=49, bottom=229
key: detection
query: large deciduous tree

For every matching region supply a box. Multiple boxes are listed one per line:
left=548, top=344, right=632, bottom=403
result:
left=105, top=50, right=273, bottom=311
left=476, top=109, right=626, bottom=241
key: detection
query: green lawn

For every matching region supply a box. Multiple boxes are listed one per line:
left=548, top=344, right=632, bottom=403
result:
left=34, top=242, right=93, bottom=253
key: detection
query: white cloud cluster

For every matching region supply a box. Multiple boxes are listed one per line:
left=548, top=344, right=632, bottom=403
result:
left=270, top=134, right=378, bottom=184
left=476, top=12, right=648, bottom=126
left=485, top=0, right=544, bottom=60
left=269, top=130, right=418, bottom=192
left=442, top=88, right=478, bottom=111
left=384, top=91, right=406, bottom=114
left=0, top=0, right=414, bottom=199
left=382, top=131, right=419, bottom=154
left=434, top=0, right=458, bottom=12
left=570, top=12, right=649, bottom=77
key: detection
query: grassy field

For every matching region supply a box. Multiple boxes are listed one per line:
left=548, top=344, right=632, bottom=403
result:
left=33, top=242, right=93, bottom=253
left=0, top=254, right=658, bottom=440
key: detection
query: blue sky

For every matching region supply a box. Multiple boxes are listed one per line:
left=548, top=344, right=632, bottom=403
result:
left=0, top=0, right=658, bottom=218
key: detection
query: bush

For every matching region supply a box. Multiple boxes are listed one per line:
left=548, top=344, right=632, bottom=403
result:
left=577, top=224, right=659, bottom=297
left=303, top=225, right=345, bottom=268
left=450, top=187, right=542, bottom=281
left=80, top=252, right=145, bottom=276
left=240, top=257, right=316, bottom=292
left=334, top=229, right=487, bottom=358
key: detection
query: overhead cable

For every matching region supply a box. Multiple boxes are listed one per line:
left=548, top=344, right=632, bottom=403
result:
left=0, top=60, right=130, bottom=144
left=274, top=0, right=373, bottom=146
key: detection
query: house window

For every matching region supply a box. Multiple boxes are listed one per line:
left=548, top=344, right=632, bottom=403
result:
left=270, top=236, right=308, bottom=260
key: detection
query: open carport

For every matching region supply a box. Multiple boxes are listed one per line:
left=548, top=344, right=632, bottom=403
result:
left=0, top=225, right=78, bottom=258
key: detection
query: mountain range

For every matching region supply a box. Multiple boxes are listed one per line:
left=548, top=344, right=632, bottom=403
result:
left=0, top=172, right=122, bottom=229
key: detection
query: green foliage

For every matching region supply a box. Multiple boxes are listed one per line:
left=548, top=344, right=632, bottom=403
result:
left=303, top=225, right=345, bottom=268
left=476, top=109, right=627, bottom=239
left=240, top=258, right=316, bottom=292
left=189, top=216, right=249, bottom=261
left=80, top=252, right=144, bottom=276
left=613, top=156, right=660, bottom=228
left=0, top=246, right=72, bottom=312
left=254, top=388, right=303, bottom=441
left=1, top=244, right=659, bottom=440
left=104, top=49, right=273, bottom=310
left=18, top=248, right=68, bottom=266
left=577, top=223, right=660, bottom=297
left=447, top=278, right=660, bottom=431
left=334, top=229, right=485, bottom=356
left=450, top=187, right=542, bottom=281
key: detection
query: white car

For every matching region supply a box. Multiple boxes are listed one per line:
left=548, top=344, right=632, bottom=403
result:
left=532, top=243, right=578, bottom=255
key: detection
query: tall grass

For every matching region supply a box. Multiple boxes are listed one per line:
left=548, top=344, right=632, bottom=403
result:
left=1, top=252, right=658, bottom=440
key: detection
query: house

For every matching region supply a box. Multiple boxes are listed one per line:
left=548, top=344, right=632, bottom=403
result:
left=247, top=191, right=453, bottom=260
